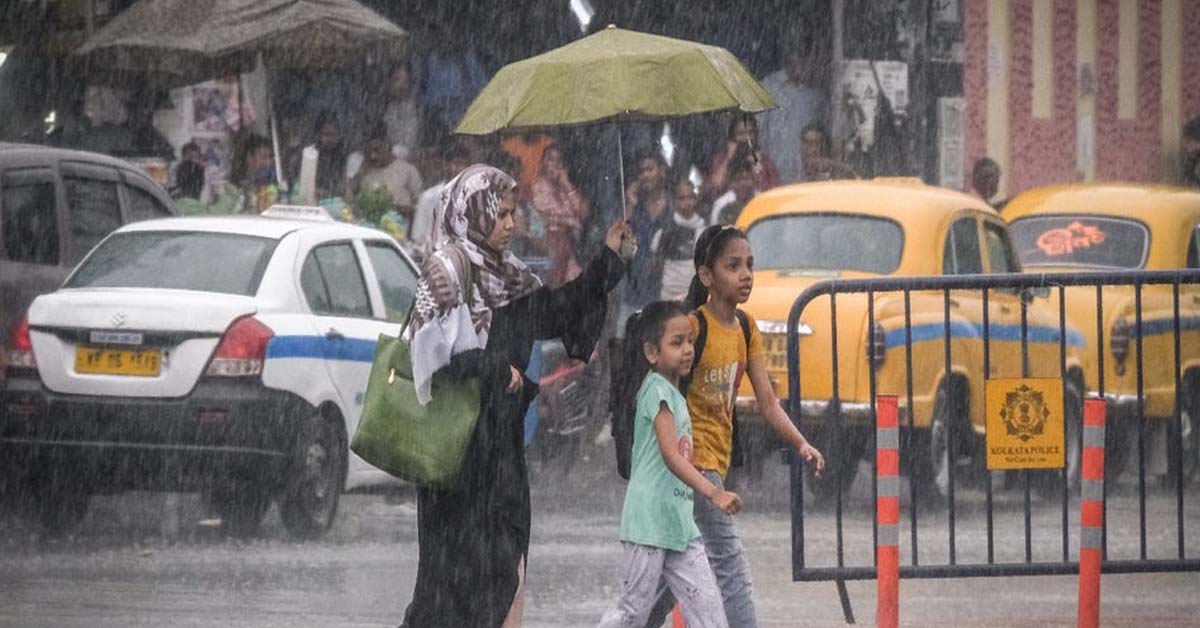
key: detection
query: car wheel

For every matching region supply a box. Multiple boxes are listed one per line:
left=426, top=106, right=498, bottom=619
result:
left=209, top=484, right=272, bottom=537
left=914, top=383, right=974, bottom=506
left=281, top=412, right=345, bottom=540
left=1165, top=377, right=1200, bottom=488
left=808, top=425, right=866, bottom=505
left=1034, top=377, right=1083, bottom=500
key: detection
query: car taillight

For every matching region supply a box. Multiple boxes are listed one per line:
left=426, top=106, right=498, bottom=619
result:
left=206, top=316, right=273, bottom=377
left=6, top=313, right=36, bottom=371
left=1110, top=317, right=1131, bottom=376
left=871, top=323, right=887, bottom=370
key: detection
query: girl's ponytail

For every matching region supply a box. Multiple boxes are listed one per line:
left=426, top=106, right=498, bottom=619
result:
left=684, top=274, right=708, bottom=311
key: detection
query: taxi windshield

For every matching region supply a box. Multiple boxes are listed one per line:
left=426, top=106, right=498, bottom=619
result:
left=746, top=213, right=904, bottom=274
left=67, top=231, right=277, bottom=296
left=1008, top=215, right=1148, bottom=269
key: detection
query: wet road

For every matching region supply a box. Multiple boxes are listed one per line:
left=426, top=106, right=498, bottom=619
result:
left=1, top=459, right=1198, bottom=627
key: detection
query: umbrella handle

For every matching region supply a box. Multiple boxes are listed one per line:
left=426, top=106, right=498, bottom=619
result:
left=615, top=123, right=627, bottom=222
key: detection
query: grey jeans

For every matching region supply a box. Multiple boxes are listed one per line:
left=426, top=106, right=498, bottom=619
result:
left=643, top=471, right=758, bottom=628
left=597, top=540, right=728, bottom=628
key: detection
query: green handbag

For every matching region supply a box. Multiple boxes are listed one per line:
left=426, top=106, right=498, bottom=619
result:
left=351, top=247, right=481, bottom=487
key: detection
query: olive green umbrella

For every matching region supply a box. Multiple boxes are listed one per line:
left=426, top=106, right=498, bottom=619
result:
left=455, top=25, right=775, bottom=216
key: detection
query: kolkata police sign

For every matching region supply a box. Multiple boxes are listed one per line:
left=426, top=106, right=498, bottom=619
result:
left=985, top=378, right=1065, bottom=470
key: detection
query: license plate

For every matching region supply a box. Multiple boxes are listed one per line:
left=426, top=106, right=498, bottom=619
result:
left=75, top=347, right=162, bottom=377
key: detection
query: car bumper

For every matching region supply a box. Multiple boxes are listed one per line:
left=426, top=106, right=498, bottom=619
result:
left=0, top=376, right=308, bottom=492
left=735, top=395, right=876, bottom=427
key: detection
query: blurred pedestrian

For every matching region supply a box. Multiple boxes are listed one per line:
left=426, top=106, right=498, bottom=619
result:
left=399, top=164, right=630, bottom=628
left=595, top=300, right=736, bottom=628
left=623, top=151, right=675, bottom=320
left=412, top=141, right=472, bottom=248
left=532, top=144, right=590, bottom=288
left=348, top=124, right=424, bottom=228
left=382, top=63, right=423, bottom=160
left=1183, top=114, right=1200, bottom=188
left=971, top=157, right=1003, bottom=210
left=701, top=113, right=779, bottom=204
left=760, top=30, right=828, bottom=184
left=313, top=113, right=349, bottom=200
left=502, top=131, right=557, bottom=203
left=172, top=141, right=206, bottom=200
left=653, top=178, right=707, bottom=301
left=799, top=123, right=857, bottom=182
left=208, top=134, right=277, bottom=214
left=415, top=37, right=488, bottom=144
left=710, top=157, right=758, bottom=225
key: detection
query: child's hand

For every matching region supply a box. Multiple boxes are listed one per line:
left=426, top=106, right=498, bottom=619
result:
left=710, top=489, right=742, bottom=515
left=799, top=442, right=826, bottom=478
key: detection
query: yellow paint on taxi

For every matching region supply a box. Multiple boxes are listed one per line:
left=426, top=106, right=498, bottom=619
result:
left=1003, top=183, right=1200, bottom=420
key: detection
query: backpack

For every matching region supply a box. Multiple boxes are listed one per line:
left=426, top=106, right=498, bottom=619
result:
left=613, top=307, right=752, bottom=480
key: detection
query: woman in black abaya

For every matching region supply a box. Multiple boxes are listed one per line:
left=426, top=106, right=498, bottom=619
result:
left=401, top=165, right=630, bottom=628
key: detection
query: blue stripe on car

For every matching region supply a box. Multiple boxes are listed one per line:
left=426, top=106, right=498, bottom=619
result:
left=882, top=322, right=1087, bottom=350
left=266, top=335, right=377, bottom=362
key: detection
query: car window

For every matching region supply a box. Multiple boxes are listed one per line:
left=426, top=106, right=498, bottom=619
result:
left=64, top=175, right=122, bottom=265
left=365, top=241, right=418, bottom=323
left=304, top=243, right=372, bottom=318
left=1008, top=215, right=1149, bottom=269
left=125, top=184, right=173, bottom=222
left=982, top=222, right=1020, bottom=273
left=66, top=231, right=276, bottom=296
left=943, top=216, right=983, bottom=274
left=745, top=213, right=904, bottom=274
left=300, top=254, right=334, bottom=314
left=1, top=168, right=60, bottom=265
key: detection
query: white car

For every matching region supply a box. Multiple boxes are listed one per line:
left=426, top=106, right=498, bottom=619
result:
left=1, top=206, right=418, bottom=538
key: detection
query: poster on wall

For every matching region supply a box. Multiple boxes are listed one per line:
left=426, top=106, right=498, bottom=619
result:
left=191, top=80, right=242, bottom=135
left=838, top=60, right=908, bottom=153
left=938, top=97, right=966, bottom=191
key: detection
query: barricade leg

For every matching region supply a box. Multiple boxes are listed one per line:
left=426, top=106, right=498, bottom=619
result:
left=1078, top=398, right=1106, bottom=628
left=876, top=394, right=900, bottom=628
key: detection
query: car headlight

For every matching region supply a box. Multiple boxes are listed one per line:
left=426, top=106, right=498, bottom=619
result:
left=755, top=319, right=813, bottom=336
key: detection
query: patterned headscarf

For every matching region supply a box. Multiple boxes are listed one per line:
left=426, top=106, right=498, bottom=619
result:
left=406, top=165, right=542, bottom=403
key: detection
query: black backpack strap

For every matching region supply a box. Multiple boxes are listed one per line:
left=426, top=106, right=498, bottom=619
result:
left=735, top=309, right=752, bottom=354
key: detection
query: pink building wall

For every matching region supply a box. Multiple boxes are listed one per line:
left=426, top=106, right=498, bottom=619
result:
left=1007, top=0, right=1077, bottom=193
left=962, top=0, right=1188, bottom=194
left=1094, top=0, right=1161, bottom=183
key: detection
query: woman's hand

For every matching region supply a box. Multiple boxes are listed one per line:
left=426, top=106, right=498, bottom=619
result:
left=798, top=442, right=826, bottom=478
left=506, top=366, right=524, bottom=394
left=604, top=220, right=635, bottom=260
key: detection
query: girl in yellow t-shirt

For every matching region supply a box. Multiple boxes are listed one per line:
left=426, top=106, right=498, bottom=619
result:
left=648, top=224, right=826, bottom=628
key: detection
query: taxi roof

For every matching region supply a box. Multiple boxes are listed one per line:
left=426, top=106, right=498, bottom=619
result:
left=1002, top=182, right=1200, bottom=222
left=738, top=178, right=994, bottom=229
left=116, top=214, right=390, bottom=241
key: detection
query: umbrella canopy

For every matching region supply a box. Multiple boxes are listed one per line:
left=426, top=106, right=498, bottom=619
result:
left=455, top=25, right=775, bottom=135
left=74, top=0, right=407, bottom=86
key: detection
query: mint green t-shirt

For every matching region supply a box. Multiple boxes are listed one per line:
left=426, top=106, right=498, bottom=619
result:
left=619, top=371, right=702, bottom=552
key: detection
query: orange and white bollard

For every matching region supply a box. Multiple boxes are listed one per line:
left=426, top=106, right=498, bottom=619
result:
left=1078, top=398, right=1106, bottom=628
left=876, top=394, right=900, bottom=628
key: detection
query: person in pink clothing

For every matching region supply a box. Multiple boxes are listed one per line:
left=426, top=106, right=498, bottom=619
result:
left=531, top=144, right=590, bottom=288
left=700, top=113, right=780, bottom=204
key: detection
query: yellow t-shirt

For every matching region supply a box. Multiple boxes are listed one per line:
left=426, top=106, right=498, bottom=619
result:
left=687, top=306, right=765, bottom=477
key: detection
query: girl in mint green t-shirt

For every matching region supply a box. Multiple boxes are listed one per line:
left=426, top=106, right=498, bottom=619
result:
left=596, top=301, right=741, bottom=628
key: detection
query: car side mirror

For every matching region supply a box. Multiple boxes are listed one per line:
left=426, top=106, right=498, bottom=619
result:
left=1022, top=286, right=1051, bottom=303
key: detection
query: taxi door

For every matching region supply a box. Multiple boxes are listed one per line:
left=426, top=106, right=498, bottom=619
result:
left=296, top=239, right=393, bottom=430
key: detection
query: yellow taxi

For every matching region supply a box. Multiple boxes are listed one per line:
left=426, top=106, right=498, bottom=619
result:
left=735, top=179, right=1086, bottom=499
left=1003, top=184, right=1200, bottom=484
